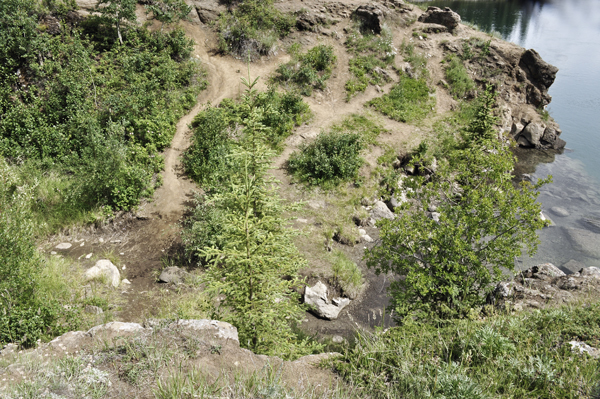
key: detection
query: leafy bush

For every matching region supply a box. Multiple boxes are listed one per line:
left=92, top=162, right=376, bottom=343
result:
left=445, top=55, right=476, bottom=98
left=344, top=26, right=396, bottom=100
left=368, top=74, right=434, bottom=123
left=217, top=0, right=295, bottom=59
left=334, top=304, right=600, bottom=398
left=288, top=131, right=364, bottom=187
left=273, top=44, right=337, bottom=95
left=182, top=107, right=233, bottom=187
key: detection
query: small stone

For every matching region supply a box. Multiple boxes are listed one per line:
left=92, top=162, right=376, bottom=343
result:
left=50, top=251, right=57, bottom=255
left=55, top=243, right=72, bottom=250
left=550, top=206, right=570, bottom=217
left=358, top=229, right=367, bottom=236
left=99, top=238, right=104, bottom=243
left=296, top=218, right=308, bottom=223
left=85, top=253, right=93, bottom=259
left=121, top=279, right=131, bottom=285
left=122, top=265, right=126, bottom=270
left=80, top=242, right=85, bottom=247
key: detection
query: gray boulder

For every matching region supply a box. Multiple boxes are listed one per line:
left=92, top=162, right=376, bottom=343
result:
left=159, top=266, right=189, bottom=284
left=418, top=7, right=461, bottom=31
left=304, top=281, right=351, bottom=320
left=521, top=123, right=545, bottom=147
left=550, top=206, right=570, bottom=217
left=84, top=259, right=120, bottom=288
left=371, top=200, right=396, bottom=221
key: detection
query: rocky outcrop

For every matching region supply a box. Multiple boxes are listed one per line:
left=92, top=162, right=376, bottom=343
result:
left=353, top=4, right=391, bottom=34
left=519, top=49, right=558, bottom=107
left=191, top=0, right=225, bottom=24
left=370, top=200, right=396, bottom=221
left=418, top=6, right=461, bottom=31
left=491, top=263, right=600, bottom=311
left=304, top=281, right=351, bottom=320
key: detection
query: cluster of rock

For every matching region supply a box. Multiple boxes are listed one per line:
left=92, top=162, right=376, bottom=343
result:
left=304, top=281, right=351, bottom=320
left=491, top=263, right=600, bottom=311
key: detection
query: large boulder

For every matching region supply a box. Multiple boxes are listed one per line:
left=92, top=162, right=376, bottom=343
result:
left=304, top=281, right=351, bottom=320
left=418, top=7, right=461, bottom=31
left=192, top=0, right=226, bottom=24
left=84, top=259, right=121, bottom=288
left=353, top=4, right=390, bottom=34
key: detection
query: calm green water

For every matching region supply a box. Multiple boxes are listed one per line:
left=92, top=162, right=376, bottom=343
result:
left=415, top=0, right=600, bottom=271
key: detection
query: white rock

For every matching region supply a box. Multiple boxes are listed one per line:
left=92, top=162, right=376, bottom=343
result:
left=80, top=242, right=85, bottom=247
left=50, top=251, right=57, bottom=255
left=569, top=341, right=600, bottom=358
left=121, top=279, right=131, bottom=285
left=85, top=253, right=93, bottom=259
left=84, top=259, right=120, bottom=288
left=362, top=234, right=374, bottom=243
left=296, top=218, right=308, bottom=223
left=87, top=322, right=146, bottom=338
left=99, top=238, right=104, bottom=243
left=370, top=201, right=395, bottom=221
left=358, top=229, right=367, bottom=236
left=55, top=243, right=72, bottom=250
left=304, top=281, right=351, bottom=320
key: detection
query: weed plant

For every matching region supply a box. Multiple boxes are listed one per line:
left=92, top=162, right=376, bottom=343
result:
left=344, top=26, right=397, bottom=100
left=331, top=250, right=364, bottom=299
left=334, top=304, right=600, bottom=398
left=273, top=44, right=337, bottom=96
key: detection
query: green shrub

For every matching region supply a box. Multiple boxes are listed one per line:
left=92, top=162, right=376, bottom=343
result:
left=273, top=45, right=337, bottom=96
left=217, top=0, right=295, bottom=59
left=445, top=55, right=476, bottom=98
left=182, top=107, right=233, bottom=188
left=368, top=74, right=434, bottom=123
left=288, top=131, right=364, bottom=187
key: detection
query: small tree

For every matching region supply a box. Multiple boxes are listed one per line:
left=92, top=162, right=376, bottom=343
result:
left=145, top=0, right=192, bottom=31
left=96, top=0, right=137, bottom=45
left=365, top=89, right=549, bottom=321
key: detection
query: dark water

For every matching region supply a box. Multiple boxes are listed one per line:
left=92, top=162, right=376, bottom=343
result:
left=415, top=0, right=600, bottom=271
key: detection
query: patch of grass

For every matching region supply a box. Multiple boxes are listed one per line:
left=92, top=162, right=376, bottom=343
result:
left=288, top=131, right=364, bottom=188
left=367, top=74, right=435, bottom=123
left=444, top=55, right=476, bottom=99
left=331, top=250, right=364, bottom=299
left=272, top=44, right=337, bottom=96
left=344, top=26, right=396, bottom=100
left=400, top=40, right=428, bottom=78
left=217, top=0, right=295, bottom=59
left=329, top=113, right=386, bottom=145
left=333, top=303, right=600, bottom=398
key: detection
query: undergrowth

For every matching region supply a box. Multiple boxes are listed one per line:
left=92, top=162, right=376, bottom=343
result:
left=334, top=303, right=600, bottom=398
left=344, top=25, right=396, bottom=100
left=444, top=54, right=476, bottom=99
